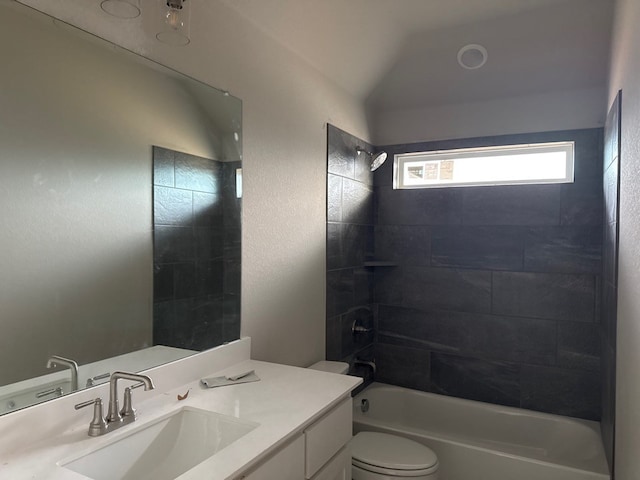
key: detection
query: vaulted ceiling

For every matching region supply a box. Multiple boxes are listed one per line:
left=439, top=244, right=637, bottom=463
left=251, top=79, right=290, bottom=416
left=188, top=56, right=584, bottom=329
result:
left=20, top=0, right=614, bottom=117
left=221, top=0, right=614, bottom=112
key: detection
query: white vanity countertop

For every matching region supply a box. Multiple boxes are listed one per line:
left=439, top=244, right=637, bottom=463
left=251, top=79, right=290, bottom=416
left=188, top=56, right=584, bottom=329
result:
left=0, top=356, right=361, bottom=479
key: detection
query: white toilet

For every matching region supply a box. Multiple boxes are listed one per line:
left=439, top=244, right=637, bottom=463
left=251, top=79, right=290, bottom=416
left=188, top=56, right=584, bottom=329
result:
left=351, top=431, right=439, bottom=479
left=308, top=361, right=439, bottom=480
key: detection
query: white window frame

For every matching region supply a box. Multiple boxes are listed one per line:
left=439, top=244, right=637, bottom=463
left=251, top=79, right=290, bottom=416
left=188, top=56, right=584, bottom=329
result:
left=393, top=141, right=575, bottom=189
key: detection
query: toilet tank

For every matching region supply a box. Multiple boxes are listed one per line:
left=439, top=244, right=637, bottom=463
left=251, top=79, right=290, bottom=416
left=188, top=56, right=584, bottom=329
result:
left=308, top=361, right=349, bottom=375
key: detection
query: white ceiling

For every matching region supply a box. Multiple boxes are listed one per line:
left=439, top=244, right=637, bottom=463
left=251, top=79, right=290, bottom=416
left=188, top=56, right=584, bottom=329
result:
left=18, top=0, right=614, bottom=116
left=220, top=0, right=614, bottom=111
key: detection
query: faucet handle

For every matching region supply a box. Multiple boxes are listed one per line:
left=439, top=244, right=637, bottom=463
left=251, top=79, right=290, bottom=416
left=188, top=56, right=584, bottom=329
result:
left=75, top=398, right=108, bottom=437
left=352, top=320, right=373, bottom=335
left=120, top=387, right=136, bottom=419
left=35, top=386, right=64, bottom=399
left=120, top=382, right=147, bottom=418
left=75, top=398, right=98, bottom=410
left=86, top=372, right=110, bottom=388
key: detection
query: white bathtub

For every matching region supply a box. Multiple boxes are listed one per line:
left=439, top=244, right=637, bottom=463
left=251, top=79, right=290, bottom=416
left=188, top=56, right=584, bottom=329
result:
left=352, top=383, right=610, bottom=480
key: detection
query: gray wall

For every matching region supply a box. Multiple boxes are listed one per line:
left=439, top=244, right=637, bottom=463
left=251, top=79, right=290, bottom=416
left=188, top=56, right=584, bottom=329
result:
left=327, top=127, right=605, bottom=420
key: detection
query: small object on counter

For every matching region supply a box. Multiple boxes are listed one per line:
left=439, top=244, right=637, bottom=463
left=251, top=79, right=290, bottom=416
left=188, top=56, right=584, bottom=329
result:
left=226, top=370, right=254, bottom=381
left=177, top=389, right=190, bottom=401
left=201, top=370, right=260, bottom=388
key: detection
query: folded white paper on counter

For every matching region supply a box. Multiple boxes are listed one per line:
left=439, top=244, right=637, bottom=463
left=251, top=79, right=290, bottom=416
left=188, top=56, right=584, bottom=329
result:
left=200, top=370, right=260, bottom=388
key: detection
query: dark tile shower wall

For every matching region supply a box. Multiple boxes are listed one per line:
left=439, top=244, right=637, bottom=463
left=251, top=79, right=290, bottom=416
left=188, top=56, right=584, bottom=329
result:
left=153, top=146, right=241, bottom=350
left=221, top=160, right=242, bottom=340
left=326, top=125, right=375, bottom=371
left=372, top=129, right=604, bottom=420
left=601, top=92, right=621, bottom=470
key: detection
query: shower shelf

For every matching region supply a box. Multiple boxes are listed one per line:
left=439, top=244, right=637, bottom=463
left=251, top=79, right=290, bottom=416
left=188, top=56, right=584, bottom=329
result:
left=362, top=261, right=397, bottom=267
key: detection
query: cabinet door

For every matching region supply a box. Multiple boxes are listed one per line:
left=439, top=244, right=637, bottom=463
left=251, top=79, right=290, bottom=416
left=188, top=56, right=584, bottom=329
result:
left=310, top=444, right=351, bottom=480
left=239, top=435, right=305, bottom=480
left=305, top=397, right=352, bottom=478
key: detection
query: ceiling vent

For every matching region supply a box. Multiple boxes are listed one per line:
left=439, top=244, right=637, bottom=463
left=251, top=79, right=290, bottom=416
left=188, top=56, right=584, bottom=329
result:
left=457, top=44, right=488, bottom=70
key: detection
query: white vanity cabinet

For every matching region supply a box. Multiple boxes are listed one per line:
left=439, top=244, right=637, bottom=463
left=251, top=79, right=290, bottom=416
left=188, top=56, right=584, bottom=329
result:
left=236, top=396, right=353, bottom=480
left=308, top=444, right=351, bottom=480
left=305, top=397, right=352, bottom=479
left=239, top=435, right=305, bottom=480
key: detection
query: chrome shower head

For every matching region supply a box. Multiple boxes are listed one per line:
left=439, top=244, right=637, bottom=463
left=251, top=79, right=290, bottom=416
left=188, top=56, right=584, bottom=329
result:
left=370, top=151, right=387, bottom=171
left=356, top=146, right=388, bottom=172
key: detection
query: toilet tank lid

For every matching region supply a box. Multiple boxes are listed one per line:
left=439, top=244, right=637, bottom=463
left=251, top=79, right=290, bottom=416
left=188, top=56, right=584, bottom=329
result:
left=351, top=432, right=438, bottom=470
left=307, top=361, right=349, bottom=374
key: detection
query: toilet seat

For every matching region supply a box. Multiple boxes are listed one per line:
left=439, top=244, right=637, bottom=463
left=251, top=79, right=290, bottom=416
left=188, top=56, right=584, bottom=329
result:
left=351, top=432, right=439, bottom=477
left=353, top=458, right=438, bottom=477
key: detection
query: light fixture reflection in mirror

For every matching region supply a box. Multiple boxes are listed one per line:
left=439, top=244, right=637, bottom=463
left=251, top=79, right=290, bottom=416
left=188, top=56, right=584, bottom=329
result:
left=100, top=0, right=141, bottom=19
left=156, top=0, right=191, bottom=46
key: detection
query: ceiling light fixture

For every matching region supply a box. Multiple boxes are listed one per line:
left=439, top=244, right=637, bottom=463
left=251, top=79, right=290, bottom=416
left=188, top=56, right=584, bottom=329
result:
left=457, top=44, right=488, bottom=70
left=100, top=0, right=141, bottom=19
left=156, top=0, right=191, bottom=46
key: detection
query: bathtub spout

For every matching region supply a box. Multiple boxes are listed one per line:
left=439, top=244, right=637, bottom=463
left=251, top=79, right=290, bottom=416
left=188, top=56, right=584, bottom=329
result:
left=354, top=358, right=376, bottom=374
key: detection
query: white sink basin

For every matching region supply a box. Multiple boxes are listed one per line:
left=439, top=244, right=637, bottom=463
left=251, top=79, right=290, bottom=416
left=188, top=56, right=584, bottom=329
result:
left=62, top=407, right=259, bottom=480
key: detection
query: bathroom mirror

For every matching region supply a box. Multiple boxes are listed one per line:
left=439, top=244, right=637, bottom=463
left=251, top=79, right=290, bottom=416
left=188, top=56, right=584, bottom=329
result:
left=0, top=1, right=242, bottom=414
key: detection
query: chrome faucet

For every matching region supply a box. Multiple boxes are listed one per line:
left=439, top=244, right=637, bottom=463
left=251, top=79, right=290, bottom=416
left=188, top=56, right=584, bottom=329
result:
left=46, top=355, right=79, bottom=392
left=75, top=371, right=155, bottom=437
left=106, top=371, right=155, bottom=423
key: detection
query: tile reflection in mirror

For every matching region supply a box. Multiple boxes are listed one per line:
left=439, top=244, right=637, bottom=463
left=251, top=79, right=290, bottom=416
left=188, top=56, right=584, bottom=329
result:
left=153, top=147, right=241, bottom=351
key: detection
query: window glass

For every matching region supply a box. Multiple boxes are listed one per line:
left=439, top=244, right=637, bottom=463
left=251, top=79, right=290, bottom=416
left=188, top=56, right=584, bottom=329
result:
left=394, top=142, right=574, bottom=189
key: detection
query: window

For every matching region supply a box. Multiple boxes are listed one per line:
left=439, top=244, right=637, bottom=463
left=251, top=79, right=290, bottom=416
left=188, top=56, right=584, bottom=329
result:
left=394, top=141, right=574, bottom=189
